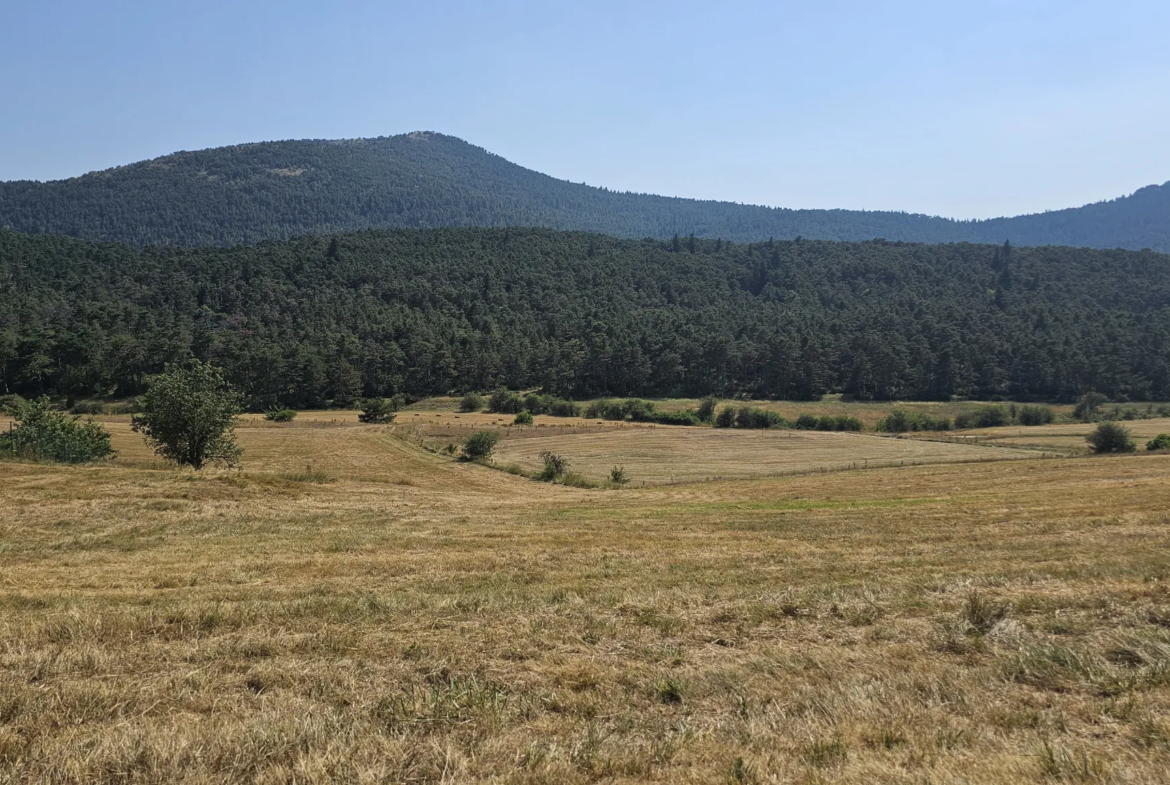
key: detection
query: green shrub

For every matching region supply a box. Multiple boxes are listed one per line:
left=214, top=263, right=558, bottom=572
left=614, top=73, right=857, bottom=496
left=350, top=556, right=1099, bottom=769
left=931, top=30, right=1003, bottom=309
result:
left=714, top=406, right=737, bottom=428
left=650, top=409, right=701, bottom=426
left=538, top=451, right=569, bottom=481
left=545, top=398, right=580, bottom=418
left=794, top=414, right=819, bottom=430
left=696, top=397, right=718, bottom=423
left=513, top=411, right=533, bottom=425
left=1017, top=405, right=1055, bottom=426
left=488, top=389, right=525, bottom=414
left=462, top=430, right=501, bottom=461
left=610, top=466, right=629, bottom=485
left=264, top=408, right=297, bottom=422
left=1086, top=421, right=1136, bottom=454
left=459, top=392, right=485, bottom=412
left=0, top=394, right=25, bottom=412
left=876, top=409, right=951, bottom=433
left=1074, top=391, right=1108, bottom=422
left=132, top=361, right=242, bottom=469
left=584, top=399, right=630, bottom=421
left=358, top=398, right=397, bottom=424
left=814, top=415, right=863, bottom=431
left=70, top=399, right=107, bottom=416
left=0, top=397, right=114, bottom=464
left=954, top=406, right=1009, bottom=430
left=731, top=406, right=785, bottom=429
left=1146, top=433, right=1170, bottom=452
left=522, top=393, right=579, bottom=417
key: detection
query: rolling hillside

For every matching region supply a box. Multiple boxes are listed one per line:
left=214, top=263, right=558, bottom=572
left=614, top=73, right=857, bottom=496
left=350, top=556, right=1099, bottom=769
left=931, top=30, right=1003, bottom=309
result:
left=3, top=226, right=1169, bottom=404
left=1, top=132, right=1168, bottom=250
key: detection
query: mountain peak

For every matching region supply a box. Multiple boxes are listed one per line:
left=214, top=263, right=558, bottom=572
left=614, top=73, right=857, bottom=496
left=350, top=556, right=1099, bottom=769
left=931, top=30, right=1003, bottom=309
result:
left=1, top=135, right=1166, bottom=251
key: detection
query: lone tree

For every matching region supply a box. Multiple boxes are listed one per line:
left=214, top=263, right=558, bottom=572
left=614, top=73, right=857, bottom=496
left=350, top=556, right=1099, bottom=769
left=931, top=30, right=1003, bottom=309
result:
left=133, top=360, right=243, bottom=469
left=358, top=398, right=397, bottom=424
left=1086, top=421, right=1136, bottom=454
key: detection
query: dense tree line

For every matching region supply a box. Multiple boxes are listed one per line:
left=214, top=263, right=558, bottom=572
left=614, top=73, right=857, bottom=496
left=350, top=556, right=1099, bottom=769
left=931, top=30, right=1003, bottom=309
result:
left=2, top=132, right=1168, bottom=251
left=2, top=227, right=1169, bottom=406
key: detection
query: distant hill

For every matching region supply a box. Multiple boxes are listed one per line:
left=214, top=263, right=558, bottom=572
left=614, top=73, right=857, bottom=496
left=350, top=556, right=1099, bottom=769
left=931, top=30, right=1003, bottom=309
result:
left=1, top=132, right=1168, bottom=250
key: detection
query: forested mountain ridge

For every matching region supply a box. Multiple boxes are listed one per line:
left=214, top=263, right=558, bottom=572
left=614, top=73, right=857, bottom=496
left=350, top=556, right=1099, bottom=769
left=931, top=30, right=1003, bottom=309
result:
left=3, top=227, right=1169, bottom=405
left=2, top=132, right=1168, bottom=250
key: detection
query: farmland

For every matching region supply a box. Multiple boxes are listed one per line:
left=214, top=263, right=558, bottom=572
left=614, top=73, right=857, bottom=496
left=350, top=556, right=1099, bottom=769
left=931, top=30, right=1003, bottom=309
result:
left=2, top=407, right=1170, bottom=783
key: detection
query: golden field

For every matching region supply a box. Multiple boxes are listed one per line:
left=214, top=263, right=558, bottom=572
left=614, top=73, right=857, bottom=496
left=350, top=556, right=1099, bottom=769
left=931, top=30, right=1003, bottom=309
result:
left=2, top=410, right=1170, bottom=783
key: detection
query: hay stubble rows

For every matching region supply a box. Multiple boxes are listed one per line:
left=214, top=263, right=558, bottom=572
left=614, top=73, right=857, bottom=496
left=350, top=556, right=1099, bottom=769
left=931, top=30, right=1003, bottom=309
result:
left=1, top=414, right=1169, bottom=783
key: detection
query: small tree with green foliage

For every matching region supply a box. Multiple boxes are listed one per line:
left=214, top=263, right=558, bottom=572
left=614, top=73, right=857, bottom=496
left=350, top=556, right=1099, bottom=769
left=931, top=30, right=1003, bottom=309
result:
left=0, top=396, right=114, bottom=464
left=696, top=397, right=718, bottom=423
left=1146, top=434, right=1170, bottom=452
left=609, top=466, right=629, bottom=485
left=460, top=392, right=485, bottom=412
left=264, top=408, right=297, bottom=422
left=132, top=361, right=242, bottom=469
left=538, top=451, right=569, bottom=481
left=358, top=398, right=397, bottom=424
left=1017, top=405, right=1055, bottom=426
left=489, top=389, right=525, bottom=414
left=1074, top=391, right=1108, bottom=422
left=1086, top=421, right=1135, bottom=454
left=462, top=430, right=501, bottom=461
left=514, top=410, right=533, bottom=425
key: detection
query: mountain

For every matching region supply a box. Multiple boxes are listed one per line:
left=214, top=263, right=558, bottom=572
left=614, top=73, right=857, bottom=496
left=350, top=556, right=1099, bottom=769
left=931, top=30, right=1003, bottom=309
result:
left=3, top=226, right=1169, bottom=405
left=1, top=132, right=1168, bottom=250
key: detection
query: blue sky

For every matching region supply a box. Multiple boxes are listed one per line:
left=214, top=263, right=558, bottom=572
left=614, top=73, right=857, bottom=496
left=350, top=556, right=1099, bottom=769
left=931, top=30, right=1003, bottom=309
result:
left=3, top=0, right=1168, bottom=218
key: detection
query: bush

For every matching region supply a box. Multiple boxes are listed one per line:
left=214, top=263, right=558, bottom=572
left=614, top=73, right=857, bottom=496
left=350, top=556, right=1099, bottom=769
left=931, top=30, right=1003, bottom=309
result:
left=264, top=408, right=297, bottom=422
left=523, top=393, right=580, bottom=417
left=132, top=360, right=243, bottom=469
left=0, top=397, right=114, bottom=464
left=740, top=406, right=786, bottom=429
left=459, top=392, right=484, bottom=412
left=1146, top=433, right=1170, bottom=452
left=794, top=414, right=819, bottom=430
left=513, top=411, right=533, bottom=425
left=954, top=406, right=1010, bottom=430
left=650, top=409, right=702, bottom=426
left=714, top=406, right=737, bottom=428
left=876, top=409, right=951, bottom=433
left=610, top=466, right=629, bottom=485
left=538, top=451, right=569, bottom=481
left=358, top=398, right=397, bottom=424
left=584, top=399, right=628, bottom=421
left=696, top=397, right=718, bottom=423
left=1017, top=404, right=1055, bottom=426
left=462, top=430, right=501, bottom=461
left=1074, top=391, right=1108, bottom=422
left=821, top=415, right=863, bottom=432
left=488, top=389, right=525, bottom=414
left=70, top=399, right=107, bottom=416
left=544, top=398, right=580, bottom=418
left=1086, top=421, right=1136, bottom=454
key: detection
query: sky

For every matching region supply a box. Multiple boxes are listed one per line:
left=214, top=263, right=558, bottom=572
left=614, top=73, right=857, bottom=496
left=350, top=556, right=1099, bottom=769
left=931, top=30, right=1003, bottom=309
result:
left=2, top=0, right=1169, bottom=219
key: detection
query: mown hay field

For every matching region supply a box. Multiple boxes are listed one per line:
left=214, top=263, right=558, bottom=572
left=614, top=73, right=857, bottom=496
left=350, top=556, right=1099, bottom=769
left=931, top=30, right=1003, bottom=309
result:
left=491, top=427, right=1054, bottom=486
left=934, top=417, right=1170, bottom=455
left=2, top=413, right=1170, bottom=783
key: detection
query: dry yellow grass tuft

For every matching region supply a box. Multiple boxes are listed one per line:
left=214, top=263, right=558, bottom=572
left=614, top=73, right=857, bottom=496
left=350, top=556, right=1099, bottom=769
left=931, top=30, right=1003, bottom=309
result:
left=2, top=412, right=1169, bottom=783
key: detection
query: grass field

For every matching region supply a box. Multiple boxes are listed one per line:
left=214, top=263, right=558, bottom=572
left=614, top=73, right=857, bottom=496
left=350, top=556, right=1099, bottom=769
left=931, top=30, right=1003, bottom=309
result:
left=2, top=410, right=1170, bottom=783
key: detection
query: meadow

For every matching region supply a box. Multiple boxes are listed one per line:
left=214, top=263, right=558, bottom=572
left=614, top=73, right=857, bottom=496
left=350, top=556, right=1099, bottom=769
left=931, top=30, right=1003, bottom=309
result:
left=2, top=404, right=1169, bottom=783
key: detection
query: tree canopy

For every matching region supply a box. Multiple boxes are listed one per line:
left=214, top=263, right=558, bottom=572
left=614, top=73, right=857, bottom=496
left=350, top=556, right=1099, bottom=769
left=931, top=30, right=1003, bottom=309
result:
left=2, top=227, right=1169, bottom=406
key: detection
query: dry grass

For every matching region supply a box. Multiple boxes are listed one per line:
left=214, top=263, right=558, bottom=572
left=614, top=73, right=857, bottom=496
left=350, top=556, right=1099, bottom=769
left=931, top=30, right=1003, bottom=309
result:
left=2, top=413, right=1170, bottom=783
left=492, top=426, right=1054, bottom=486
left=937, top=417, right=1170, bottom=455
